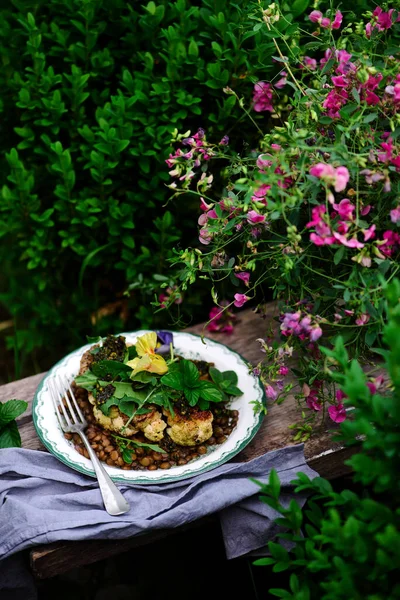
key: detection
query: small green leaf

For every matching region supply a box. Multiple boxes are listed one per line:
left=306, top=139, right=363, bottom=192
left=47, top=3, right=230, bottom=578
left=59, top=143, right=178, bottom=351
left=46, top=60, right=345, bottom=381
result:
left=181, top=359, right=200, bottom=388
left=0, top=421, right=22, bottom=448
left=0, top=400, right=28, bottom=427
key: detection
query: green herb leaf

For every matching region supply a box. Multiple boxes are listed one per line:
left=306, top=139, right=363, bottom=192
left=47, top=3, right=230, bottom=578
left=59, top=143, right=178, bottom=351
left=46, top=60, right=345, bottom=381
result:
left=91, top=360, right=132, bottom=380
left=74, top=372, right=98, bottom=391
left=209, top=367, right=223, bottom=384
left=197, top=381, right=224, bottom=402
left=185, top=388, right=200, bottom=406
left=86, top=335, right=103, bottom=344
left=0, top=421, right=22, bottom=448
left=160, top=371, right=185, bottom=391
left=181, top=359, right=200, bottom=388
left=0, top=400, right=28, bottom=427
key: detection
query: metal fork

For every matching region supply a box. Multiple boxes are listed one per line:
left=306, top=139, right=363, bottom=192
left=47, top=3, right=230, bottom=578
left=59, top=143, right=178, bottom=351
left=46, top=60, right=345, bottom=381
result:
left=49, top=375, right=130, bottom=516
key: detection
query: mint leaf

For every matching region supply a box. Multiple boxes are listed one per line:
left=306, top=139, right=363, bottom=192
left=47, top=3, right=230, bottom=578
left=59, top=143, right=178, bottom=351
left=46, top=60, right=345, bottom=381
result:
left=0, top=421, right=22, bottom=448
left=198, top=381, right=224, bottom=402
left=198, top=398, right=210, bottom=411
left=221, top=371, right=238, bottom=385
left=181, top=359, right=200, bottom=388
left=185, top=388, right=200, bottom=406
left=160, top=371, right=185, bottom=391
left=0, top=400, right=28, bottom=427
left=130, top=371, right=158, bottom=385
left=86, top=335, right=103, bottom=343
left=91, top=360, right=132, bottom=380
left=209, top=367, right=223, bottom=384
left=225, top=385, right=243, bottom=397
left=75, top=372, right=97, bottom=391
left=119, top=399, right=151, bottom=417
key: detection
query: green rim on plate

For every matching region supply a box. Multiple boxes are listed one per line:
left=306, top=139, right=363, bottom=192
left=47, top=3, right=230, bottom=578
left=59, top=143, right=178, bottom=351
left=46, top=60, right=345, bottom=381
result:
left=32, top=331, right=266, bottom=484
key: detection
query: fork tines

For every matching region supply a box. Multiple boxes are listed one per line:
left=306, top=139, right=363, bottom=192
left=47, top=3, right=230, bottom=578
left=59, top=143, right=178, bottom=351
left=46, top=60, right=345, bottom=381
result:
left=49, top=375, right=86, bottom=430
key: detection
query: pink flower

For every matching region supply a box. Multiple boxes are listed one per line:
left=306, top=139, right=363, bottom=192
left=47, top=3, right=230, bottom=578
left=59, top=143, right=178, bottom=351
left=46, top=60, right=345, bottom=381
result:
left=321, top=17, right=331, bottom=28
left=331, top=75, right=348, bottom=87
left=247, top=210, right=265, bottom=223
left=303, top=56, right=317, bottom=70
left=309, top=163, right=349, bottom=192
left=336, top=389, right=347, bottom=402
left=390, top=206, right=400, bottom=224
left=331, top=10, right=343, bottom=29
left=256, top=154, right=273, bottom=171
left=265, top=384, right=278, bottom=400
left=323, top=88, right=349, bottom=118
left=328, top=403, right=346, bottom=423
left=355, top=313, right=370, bottom=326
left=199, top=228, right=212, bottom=245
left=335, top=166, right=350, bottom=192
left=278, top=366, right=289, bottom=376
left=332, top=232, right=364, bottom=249
left=306, top=396, right=322, bottom=411
left=207, top=302, right=236, bottom=334
left=274, top=71, right=287, bottom=89
left=332, top=198, right=355, bottom=221
left=200, top=197, right=212, bottom=211
left=233, top=293, right=250, bottom=308
left=310, top=326, right=323, bottom=341
left=253, top=81, right=273, bottom=112
left=309, top=10, right=323, bottom=23
left=235, top=272, right=250, bottom=286
left=363, top=225, right=376, bottom=241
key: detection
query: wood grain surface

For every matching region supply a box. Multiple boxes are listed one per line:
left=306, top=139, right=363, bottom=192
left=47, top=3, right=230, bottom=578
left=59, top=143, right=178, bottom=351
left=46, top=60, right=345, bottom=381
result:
left=0, top=305, right=354, bottom=579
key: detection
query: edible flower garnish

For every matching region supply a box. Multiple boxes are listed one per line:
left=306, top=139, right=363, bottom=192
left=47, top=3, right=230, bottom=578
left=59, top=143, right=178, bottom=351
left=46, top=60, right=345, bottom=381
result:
left=127, top=332, right=169, bottom=377
left=155, top=330, right=174, bottom=354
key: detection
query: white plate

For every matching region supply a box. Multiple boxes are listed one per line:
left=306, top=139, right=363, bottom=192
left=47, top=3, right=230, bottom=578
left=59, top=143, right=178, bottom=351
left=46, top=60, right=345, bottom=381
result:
left=33, top=331, right=266, bottom=484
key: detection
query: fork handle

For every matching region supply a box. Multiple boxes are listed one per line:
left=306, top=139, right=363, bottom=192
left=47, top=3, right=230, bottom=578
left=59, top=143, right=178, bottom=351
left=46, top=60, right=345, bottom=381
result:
left=79, top=432, right=130, bottom=516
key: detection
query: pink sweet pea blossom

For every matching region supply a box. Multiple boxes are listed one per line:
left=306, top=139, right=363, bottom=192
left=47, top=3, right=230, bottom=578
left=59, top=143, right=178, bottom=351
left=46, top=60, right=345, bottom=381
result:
left=256, top=154, right=273, bottom=171
left=303, top=56, right=317, bottom=70
left=309, top=10, right=323, bottom=23
left=265, top=384, right=278, bottom=400
left=363, top=225, right=376, bottom=241
left=274, top=71, right=287, bottom=89
left=200, top=197, right=212, bottom=211
left=328, top=403, right=346, bottom=423
left=390, top=206, right=400, bottom=224
left=306, top=396, right=322, bottom=411
left=331, top=10, right=343, bottom=29
left=278, top=366, right=289, bottom=376
left=234, top=272, right=250, bottom=286
left=234, top=293, right=250, bottom=308
left=310, top=326, right=323, bottom=341
left=309, top=163, right=350, bottom=192
left=332, top=198, right=355, bottom=221
left=355, top=313, right=370, bottom=326
left=247, top=210, right=265, bottom=223
left=332, top=232, right=365, bottom=249
left=253, top=81, right=273, bottom=112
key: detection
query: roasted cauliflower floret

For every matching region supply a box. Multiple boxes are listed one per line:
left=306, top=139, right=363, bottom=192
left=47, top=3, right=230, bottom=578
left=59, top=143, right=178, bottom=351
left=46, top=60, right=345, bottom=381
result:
left=165, top=408, right=213, bottom=446
left=91, top=399, right=166, bottom=441
left=134, top=412, right=167, bottom=442
left=92, top=405, right=138, bottom=437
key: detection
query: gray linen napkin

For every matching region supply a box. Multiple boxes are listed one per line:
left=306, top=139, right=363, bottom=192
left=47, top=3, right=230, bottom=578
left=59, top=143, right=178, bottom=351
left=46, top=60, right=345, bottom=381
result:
left=0, top=444, right=317, bottom=586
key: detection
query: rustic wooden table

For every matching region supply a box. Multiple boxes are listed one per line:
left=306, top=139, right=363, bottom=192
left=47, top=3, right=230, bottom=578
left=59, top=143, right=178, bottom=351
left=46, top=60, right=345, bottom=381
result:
left=0, top=306, right=353, bottom=579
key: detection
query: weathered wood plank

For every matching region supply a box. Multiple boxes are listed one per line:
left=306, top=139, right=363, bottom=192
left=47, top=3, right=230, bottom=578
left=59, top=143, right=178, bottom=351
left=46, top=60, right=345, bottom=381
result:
left=0, top=305, right=357, bottom=579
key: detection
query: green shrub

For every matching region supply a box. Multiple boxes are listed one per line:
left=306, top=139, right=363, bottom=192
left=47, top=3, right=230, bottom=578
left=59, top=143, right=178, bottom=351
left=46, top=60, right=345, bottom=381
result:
left=0, top=0, right=294, bottom=372
left=253, top=279, right=400, bottom=600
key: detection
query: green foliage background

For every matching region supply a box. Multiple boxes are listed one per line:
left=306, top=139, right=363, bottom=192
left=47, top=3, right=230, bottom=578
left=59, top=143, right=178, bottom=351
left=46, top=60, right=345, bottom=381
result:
left=0, top=0, right=285, bottom=375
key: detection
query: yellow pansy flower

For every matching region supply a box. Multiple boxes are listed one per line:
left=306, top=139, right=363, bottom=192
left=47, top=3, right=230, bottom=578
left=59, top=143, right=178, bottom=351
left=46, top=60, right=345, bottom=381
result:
left=127, top=332, right=168, bottom=377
